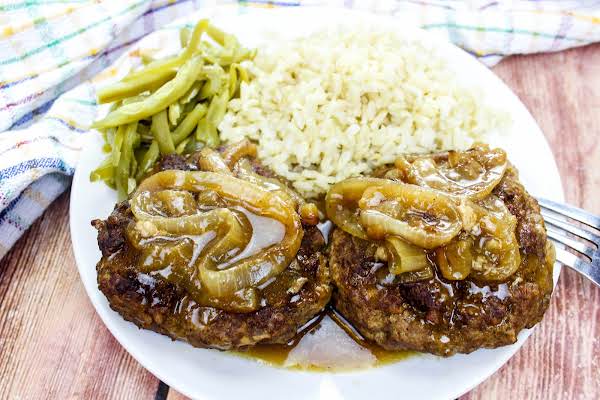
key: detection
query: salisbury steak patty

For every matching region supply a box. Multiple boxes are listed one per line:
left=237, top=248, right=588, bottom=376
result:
left=93, top=149, right=331, bottom=350
left=330, top=165, right=554, bottom=356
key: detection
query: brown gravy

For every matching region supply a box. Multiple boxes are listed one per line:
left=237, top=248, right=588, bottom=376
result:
left=233, top=306, right=415, bottom=371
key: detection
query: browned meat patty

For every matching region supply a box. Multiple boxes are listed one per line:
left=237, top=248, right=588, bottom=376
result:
left=93, top=154, right=331, bottom=350
left=330, top=165, right=554, bottom=356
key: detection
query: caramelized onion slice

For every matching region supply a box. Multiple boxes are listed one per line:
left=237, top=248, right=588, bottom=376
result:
left=358, top=183, right=462, bottom=249
left=325, top=177, right=391, bottom=240
left=435, top=234, right=473, bottom=280
left=436, top=196, right=520, bottom=282
left=395, top=144, right=508, bottom=200
left=131, top=170, right=303, bottom=301
left=153, top=190, right=197, bottom=216
left=131, top=189, right=197, bottom=218
left=131, top=198, right=232, bottom=235
left=469, top=196, right=520, bottom=281
left=233, top=158, right=303, bottom=208
left=299, top=203, right=319, bottom=225
left=134, top=237, right=194, bottom=271
left=221, top=139, right=257, bottom=168
left=196, top=147, right=231, bottom=174
left=326, top=179, right=462, bottom=248
left=135, top=170, right=295, bottom=221
left=202, top=287, right=259, bottom=313
left=385, top=236, right=429, bottom=275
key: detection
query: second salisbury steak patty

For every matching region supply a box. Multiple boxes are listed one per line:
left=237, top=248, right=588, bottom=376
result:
left=328, top=145, right=554, bottom=356
left=93, top=141, right=331, bottom=350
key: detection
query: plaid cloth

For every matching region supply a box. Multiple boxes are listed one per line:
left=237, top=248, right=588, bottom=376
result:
left=1, top=0, right=599, bottom=259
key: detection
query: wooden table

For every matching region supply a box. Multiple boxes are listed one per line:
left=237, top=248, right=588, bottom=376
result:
left=1, top=44, right=599, bottom=400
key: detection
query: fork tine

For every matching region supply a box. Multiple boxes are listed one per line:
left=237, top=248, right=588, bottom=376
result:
left=546, top=228, right=595, bottom=259
left=538, top=197, right=600, bottom=230
left=554, top=246, right=580, bottom=266
left=554, top=248, right=600, bottom=288
left=541, top=211, right=600, bottom=245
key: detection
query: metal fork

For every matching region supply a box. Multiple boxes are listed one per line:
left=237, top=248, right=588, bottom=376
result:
left=538, top=198, right=600, bottom=287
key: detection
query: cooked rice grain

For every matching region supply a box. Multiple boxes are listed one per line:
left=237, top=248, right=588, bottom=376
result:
left=219, top=27, right=508, bottom=198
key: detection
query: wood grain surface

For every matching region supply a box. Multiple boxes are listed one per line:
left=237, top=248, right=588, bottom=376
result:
left=1, top=43, right=599, bottom=400
left=0, top=191, right=161, bottom=400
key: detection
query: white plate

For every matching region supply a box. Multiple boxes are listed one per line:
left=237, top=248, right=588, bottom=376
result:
left=70, top=7, right=563, bottom=400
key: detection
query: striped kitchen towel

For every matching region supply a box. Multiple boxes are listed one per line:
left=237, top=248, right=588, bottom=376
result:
left=1, top=0, right=599, bottom=259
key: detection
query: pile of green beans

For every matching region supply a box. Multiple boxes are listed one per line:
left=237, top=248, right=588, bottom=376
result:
left=90, top=19, right=254, bottom=200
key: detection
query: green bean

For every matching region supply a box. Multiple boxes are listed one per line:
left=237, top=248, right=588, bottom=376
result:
left=218, top=36, right=240, bottom=66
left=97, top=72, right=174, bottom=104
left=176, top=137, right=190, bottom=154
left=91, top=18, right=255, bottom=195
left=198, top=41, right=219, bottom=64
left=168, top=102, right=181, bottom=125
left=173, top=103, right=207, bottom=144
left=180, top=27, right=191, bottom=48
left=109, top=100, right=121, bottom=113
left=228, top=64, right=250, bottom=98
left=93, top=54, right=205, bottom=129
left=122, top=94, right=148, bottom=105
left=134, top=147, right=147, bottom=168
left=131, top=55, right=178, bottom=78
left=122, top=19, right=209, bottom=83
left=196, top=89, right=227, bottom=146
left=228, top=65, right=238, bottom=98
left=151, top=110, right=175, bottom=155
left=184, top=136, right=198, bottom=153
left=206, top=23, right=226, bottom=46
left=235, top=64, right=249, bottom=82
left=130, top=150, right=138, bottom=177
left=90, top=156, right=115, bottom=186
left=132, top=131, right=141, bottom=149
left=196, top=117, right=214, bottom=146
left=182, top=100, right=197, bottom=115
left=138, top=124, right=153, bottom=143
left=100, top=127, right=115, bottom=153
left=97, top=19, right=209, bottom=104
left=206, top=25, right=254, bottom=65
left=116, top=122, right=138, bottom=200
left=99, top=105, right=120, bottom=151
left=137, top=123, right=150, bottom=136
left=175, top=105, right=191, bottom=126
left=208, top=89, right=229, bottom=125
left=136, top=141, right=160, bottom=181
left=200, top=34, right=254, bottom=66
left=180, top=81, right=202, bottom=104
left=220, top=36, right=255, bottom=66
left=111, top=125, right=126, bottom=167
left=199, top=65, right=224, bottom=100
left=141, top=53, right=156, bottom=65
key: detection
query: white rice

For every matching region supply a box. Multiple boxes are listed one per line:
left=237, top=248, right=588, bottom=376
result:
left=219, top=26, right=507, bottom=198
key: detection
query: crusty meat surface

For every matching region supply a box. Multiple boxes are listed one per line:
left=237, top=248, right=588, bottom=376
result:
left=330, top=165, right=554, bottom=356
left=93, top=154, right=331, bottom=350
